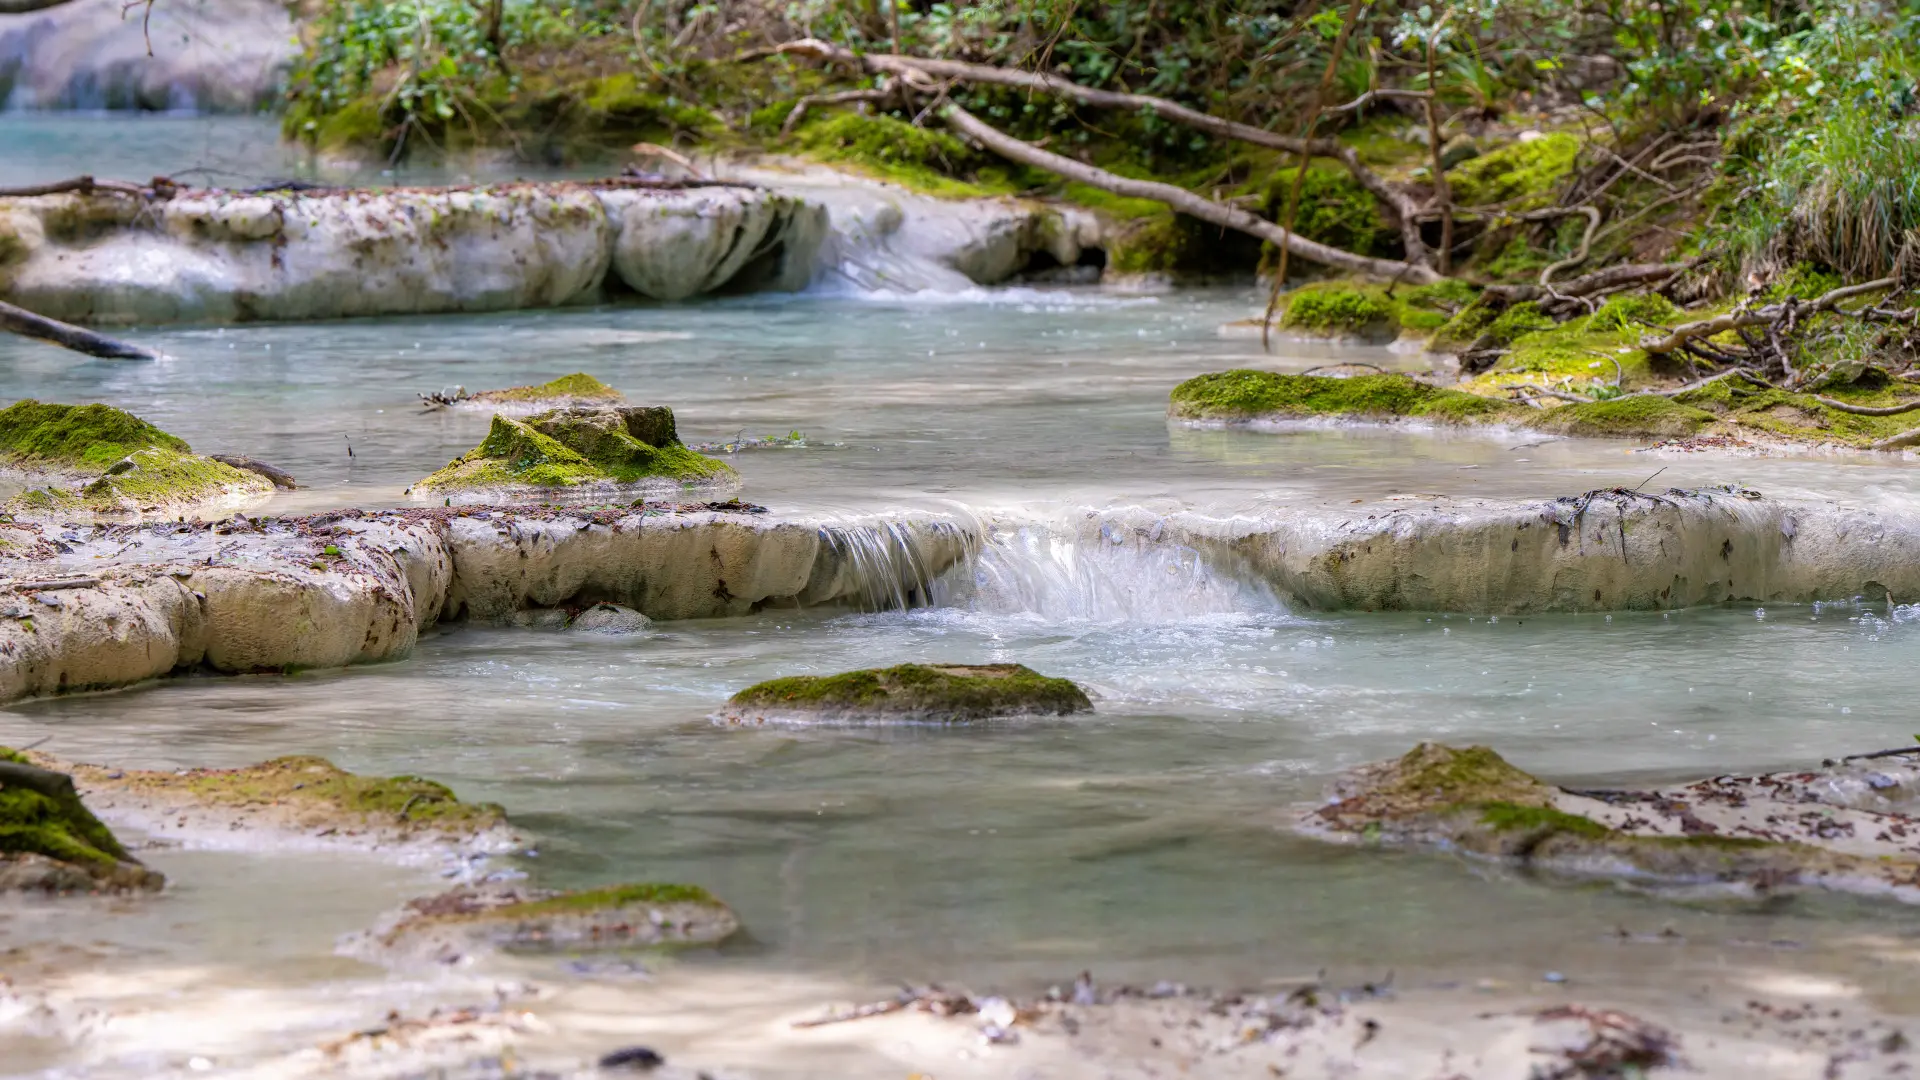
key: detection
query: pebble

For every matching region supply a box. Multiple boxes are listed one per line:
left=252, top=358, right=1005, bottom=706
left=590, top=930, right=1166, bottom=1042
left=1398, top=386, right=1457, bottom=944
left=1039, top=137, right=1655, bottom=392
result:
left=598, top=1046, right=664, bottom=1071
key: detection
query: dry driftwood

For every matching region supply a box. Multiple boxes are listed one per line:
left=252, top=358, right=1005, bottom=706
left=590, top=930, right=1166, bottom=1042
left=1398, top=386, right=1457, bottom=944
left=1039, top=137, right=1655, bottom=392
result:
left=0, top=300, right=162, bottom=361
left=943, top=105, right=1442, bottom=283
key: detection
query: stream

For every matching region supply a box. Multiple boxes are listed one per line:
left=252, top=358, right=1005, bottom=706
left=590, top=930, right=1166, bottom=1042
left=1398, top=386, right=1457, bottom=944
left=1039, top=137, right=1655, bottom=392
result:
left=7, top=115, right=1920, bottom=1078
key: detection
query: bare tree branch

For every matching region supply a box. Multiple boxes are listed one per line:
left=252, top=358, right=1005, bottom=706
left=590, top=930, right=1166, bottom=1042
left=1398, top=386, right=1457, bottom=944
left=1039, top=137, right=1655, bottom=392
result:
left=768, top=37, right=1430, bottom=262
left=942, top=104, right=1443, bottom=283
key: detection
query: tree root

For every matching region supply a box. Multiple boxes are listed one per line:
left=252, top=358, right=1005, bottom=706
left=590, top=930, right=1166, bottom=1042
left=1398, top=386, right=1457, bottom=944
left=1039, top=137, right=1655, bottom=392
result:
left=941, top=105, right=1441, bottom=283
left=1812, top=395, right=1920, bottom=416
left=0, top=300, right=163, bottom=361
left=1641, top=277, right=1898, bottom=355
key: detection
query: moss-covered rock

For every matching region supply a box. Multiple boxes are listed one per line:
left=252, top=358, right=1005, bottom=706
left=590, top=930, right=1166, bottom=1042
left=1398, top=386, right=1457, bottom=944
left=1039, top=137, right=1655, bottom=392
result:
left=1306, top=743, right=1920, bottom=904
left=0, top=747, right=160, bottom=893
left=369, top=880, right=739, bottom=962
left=414, top=405, right=736, bottom=498
left=720, top=663, right=1093, bottom=724
left=1260, top=165, right=1393, bottom=256
left=66, top=755, right=508, bottom=840
left=424, top=372, right=624, bottom=414
left=1169, top=371, right=1528, bottom=426
left=795, top=112, right=1011, bottom=198
left=1445, top=133, right=1581, bottom=208
left=1671, top=373, right=1920, bottom=448
left=0, top=400, right=274, bottom=517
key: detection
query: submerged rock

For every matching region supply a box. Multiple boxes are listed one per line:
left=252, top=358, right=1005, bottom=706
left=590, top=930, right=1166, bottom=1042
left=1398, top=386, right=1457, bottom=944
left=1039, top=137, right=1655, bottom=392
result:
left=419, top=372, right=624, bottom=416
left=364, top=881, right=740, bottom=963
left=1305, top=743, right=1920, bottom=903
left=0, top=400, right=274, bottom=517
left=0, top=747, right=161, bottom=893
left=54, top=754, right=514, bottom=854
left=719, top=662, right=1093, bottom=724
left=413, top=405, right=736, bottom=500
left=568, top=602, right=652, bottom=633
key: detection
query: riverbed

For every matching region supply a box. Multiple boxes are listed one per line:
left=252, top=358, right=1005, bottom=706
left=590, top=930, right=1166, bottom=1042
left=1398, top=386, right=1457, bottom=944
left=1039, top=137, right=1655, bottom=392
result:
left=7, top=115, right=1920, bottom=1078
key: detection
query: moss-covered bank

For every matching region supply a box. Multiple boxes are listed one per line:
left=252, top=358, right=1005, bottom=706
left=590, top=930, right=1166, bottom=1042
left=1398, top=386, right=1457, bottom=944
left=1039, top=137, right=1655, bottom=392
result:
left=1169, top=370, right=1527, bottom=426
left=1170, top=369, right=1920, bottom=448
left=722, top=662, right=1093, bottom=724
left=415, top=404, right=736, bottom=497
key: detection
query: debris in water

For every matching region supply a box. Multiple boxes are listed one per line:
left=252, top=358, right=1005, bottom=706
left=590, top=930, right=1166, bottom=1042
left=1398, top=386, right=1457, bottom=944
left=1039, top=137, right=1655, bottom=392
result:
left=597, top=1046, right=665, bottom=1070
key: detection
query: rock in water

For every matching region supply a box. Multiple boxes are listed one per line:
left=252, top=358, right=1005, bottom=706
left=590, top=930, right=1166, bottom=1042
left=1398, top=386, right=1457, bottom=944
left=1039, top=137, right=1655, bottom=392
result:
left=0, top=748, right=162, bottom=893
left=419, top=372, right=624, bottom=415
left=364, top=882, right=740, bottom=963
left=718, top=663, right=1093, bottom=725
left=412, top=404, right=736, bottom=501
left=1302, top=742, right=1920, bottom=905
left=597, top=1047, right=666, bottom=1071
left=0, top=400, right=274, bottom=518
left=569, top=603, right=652, bottom=633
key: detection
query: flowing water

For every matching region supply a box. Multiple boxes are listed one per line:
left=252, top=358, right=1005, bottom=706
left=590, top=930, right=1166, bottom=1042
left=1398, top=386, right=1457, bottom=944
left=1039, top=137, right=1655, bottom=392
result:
left=10, top=115, right=1920, bottom=1077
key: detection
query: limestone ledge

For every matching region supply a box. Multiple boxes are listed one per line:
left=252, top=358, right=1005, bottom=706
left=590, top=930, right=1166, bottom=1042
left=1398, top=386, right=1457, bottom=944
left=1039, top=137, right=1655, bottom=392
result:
left=0, top=505, right=975, bottom=703
left=0, top=182, right=826, bottom=326
left=0, top=170, right=1107, bottom=326
left=1087, top=488, right=1920, bottom=613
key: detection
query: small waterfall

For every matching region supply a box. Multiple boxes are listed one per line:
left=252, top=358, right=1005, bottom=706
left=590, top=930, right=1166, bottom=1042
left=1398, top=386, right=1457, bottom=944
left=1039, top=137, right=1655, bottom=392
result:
left=808, top=513, right=980, bottom=611
left=938, top=518, right=1286, bottom=624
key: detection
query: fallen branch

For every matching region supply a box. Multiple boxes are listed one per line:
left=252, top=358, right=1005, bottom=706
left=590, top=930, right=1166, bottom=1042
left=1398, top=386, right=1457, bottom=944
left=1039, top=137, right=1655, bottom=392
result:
left=1641, top=277, right=1898, bottom=354
left=0, top=300, right=163, bottom=361
left=0, top=175, right=149, bottom=198
left=0, top=0, right=85, bottom=12
left=10, top=578, right=101, bottom=591
left=1483, top=262, right=1687, bottom=305
left=942, top=105, right=1442, bottom=283
left=770, top=38, right=1430, bottom=263
left=1812, top=395, right=1920, bottom=416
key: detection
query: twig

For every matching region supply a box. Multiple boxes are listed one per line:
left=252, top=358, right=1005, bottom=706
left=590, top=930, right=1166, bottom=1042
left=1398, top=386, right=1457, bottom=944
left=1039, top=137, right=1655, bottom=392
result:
left=10, top=578, right=101, bottom=591
left=1812, top=395, right=1920, bottom=416
left=0, top=300, right=163, bottom=361
left=0, top=175, right=149, bottom=198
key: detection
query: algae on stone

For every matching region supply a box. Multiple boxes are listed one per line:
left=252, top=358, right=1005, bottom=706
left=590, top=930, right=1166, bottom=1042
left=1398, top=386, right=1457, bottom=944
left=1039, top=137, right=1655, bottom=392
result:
left=71, top=755, right=507, bottom=836
left=415, top=404, right=736, bottom=496
left=370, top=879, right=740, bottom=960
left=721, top=662, right=1093, bottom=723
left=0, top=747, right=160, bottom=892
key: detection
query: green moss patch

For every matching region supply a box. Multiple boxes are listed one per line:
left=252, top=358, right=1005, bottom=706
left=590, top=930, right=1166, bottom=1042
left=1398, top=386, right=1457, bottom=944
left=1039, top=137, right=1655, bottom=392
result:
left=493, top=882, right=720, bottom=917
left=417, top=406, right=735, bottom=493
left=1477, top=800, right=1611, bottom=839
left=1, top=748, right=156, bottom=891
left=0, top=400, right=188, bottom=472
left=1261, top=165, right=1393, bottom=256
left=1529, top=395, right=1718, bottom=438
left=796, top=113, right=1011, bottom=198
left=1669, top=374, right=1920, bottom=447
left=1169, top=371, right=1526, bottom=425
left=1446, top=133, right=1581, bottom=208
left=725, top=663, right=1093, bottom=723
left=471, top=372, right=623, bottom=406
